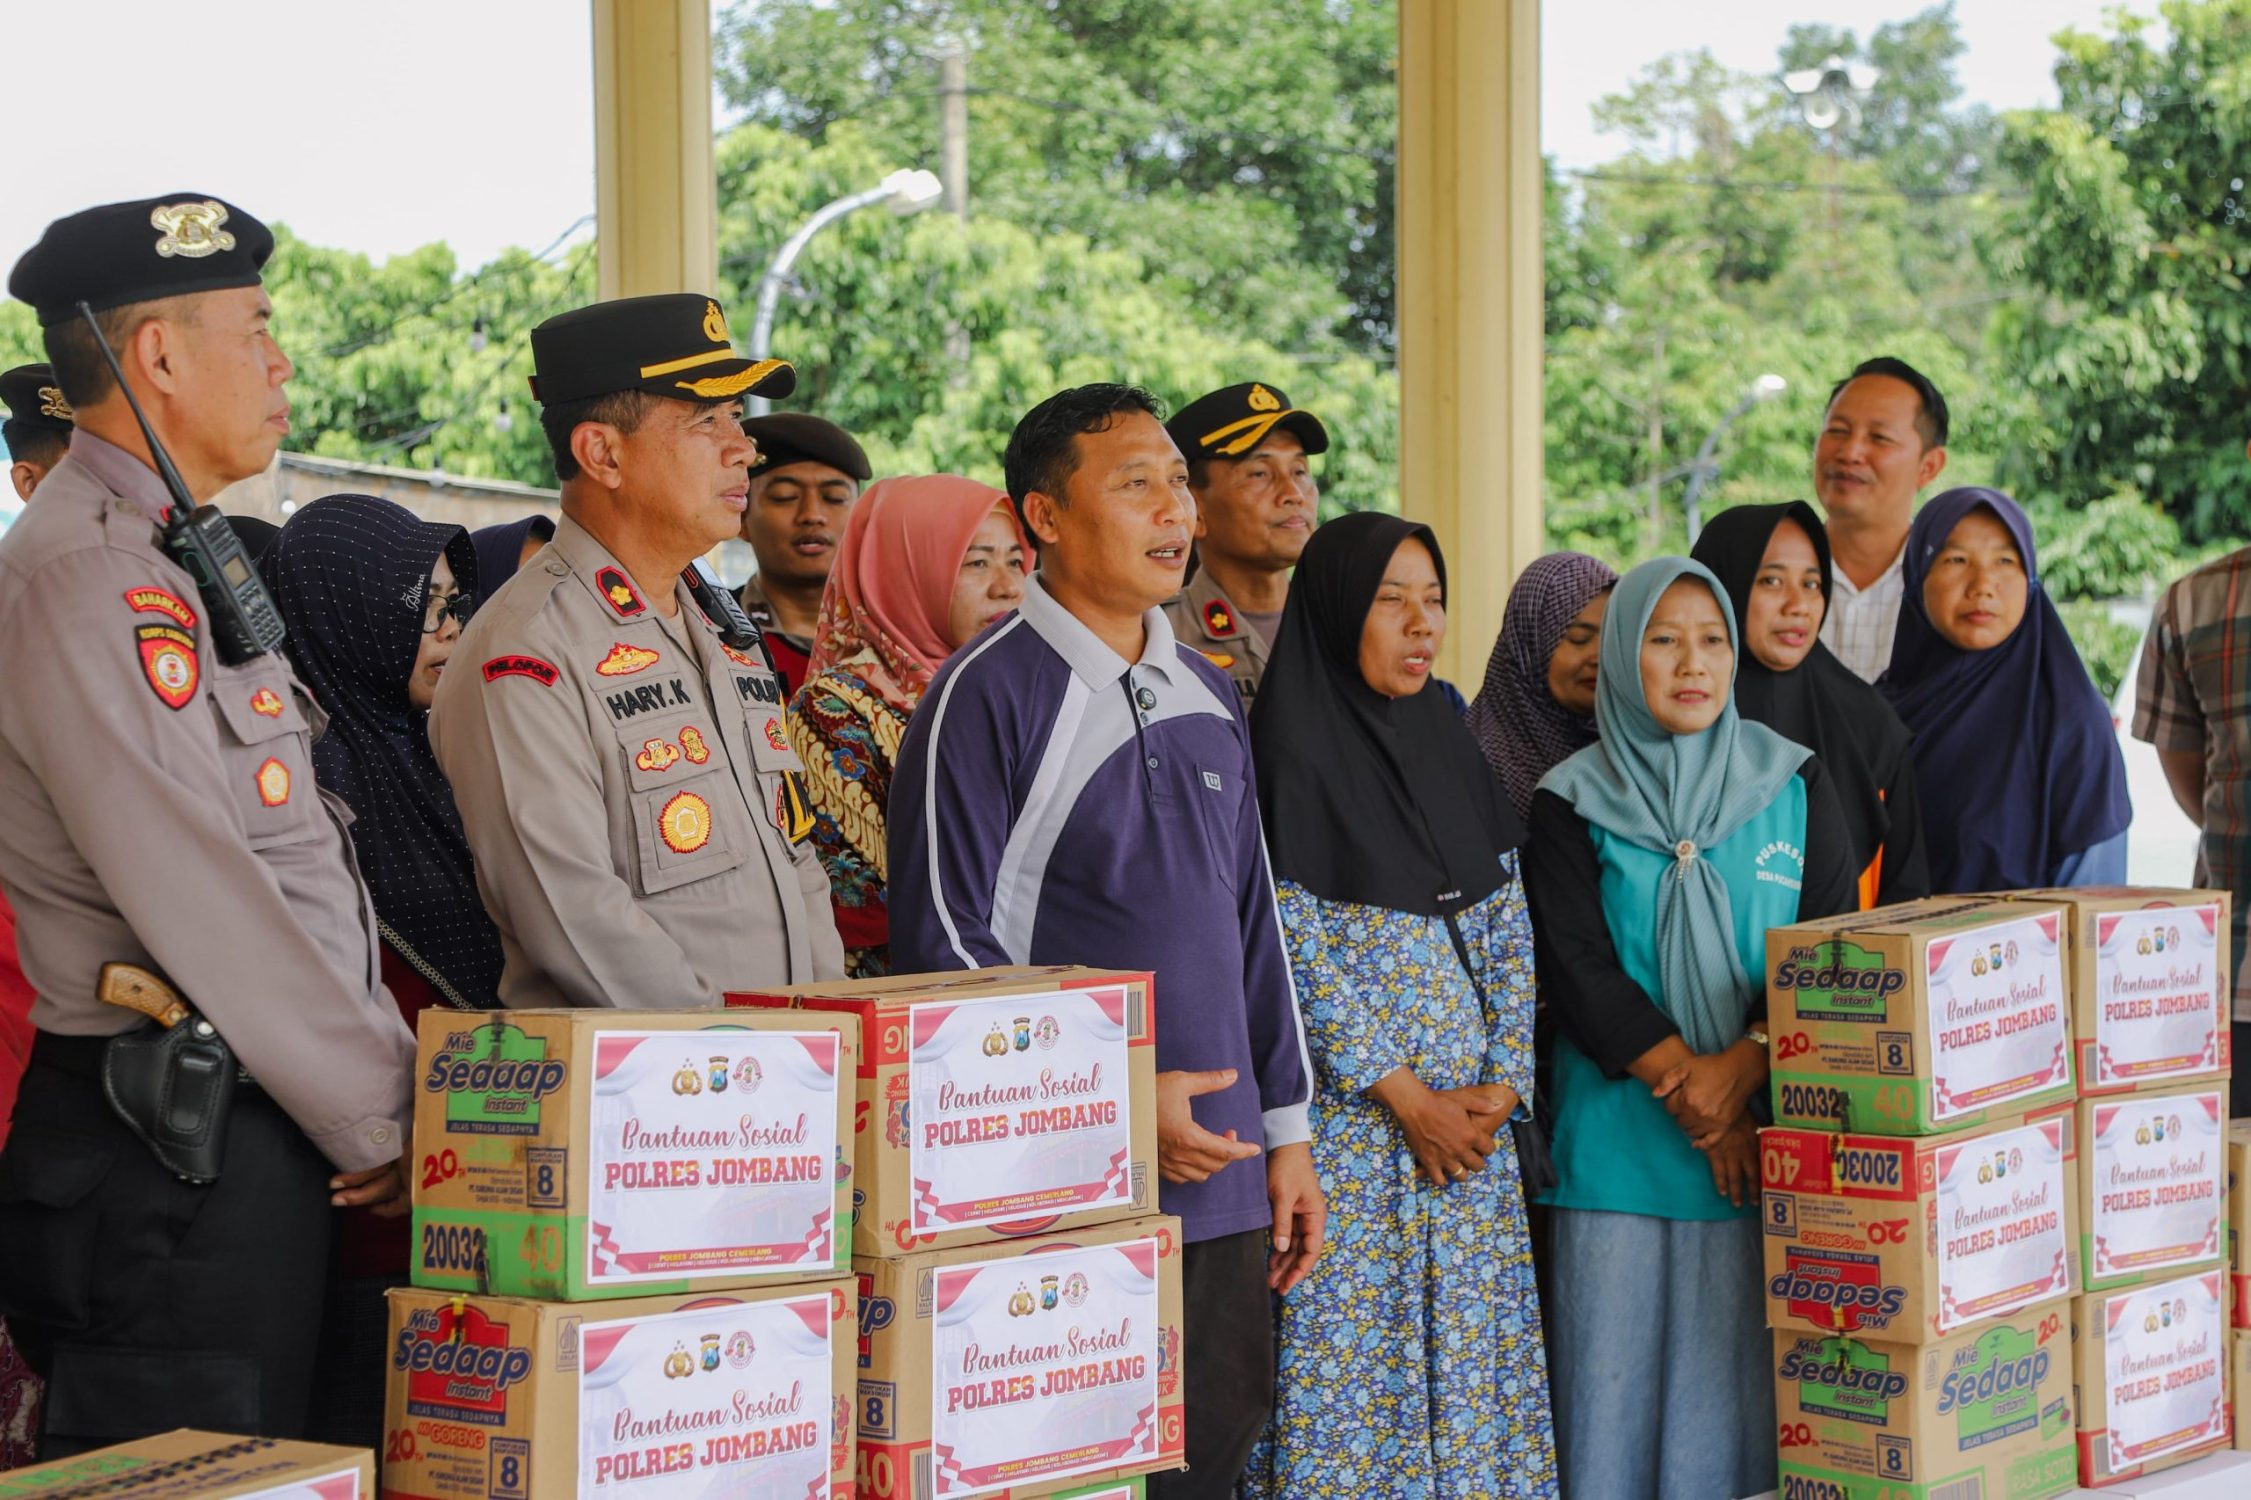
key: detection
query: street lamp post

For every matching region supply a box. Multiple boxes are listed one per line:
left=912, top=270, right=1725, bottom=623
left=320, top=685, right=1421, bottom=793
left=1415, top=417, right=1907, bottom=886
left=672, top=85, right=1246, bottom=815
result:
left=747, top=168, right=944, bottom=415
left=1682, top=373, right=1787, bottom=541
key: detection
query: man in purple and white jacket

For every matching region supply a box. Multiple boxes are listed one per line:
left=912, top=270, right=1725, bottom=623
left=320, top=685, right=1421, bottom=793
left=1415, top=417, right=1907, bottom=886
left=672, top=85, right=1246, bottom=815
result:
left=889, top=384, right=1324, bottom=1499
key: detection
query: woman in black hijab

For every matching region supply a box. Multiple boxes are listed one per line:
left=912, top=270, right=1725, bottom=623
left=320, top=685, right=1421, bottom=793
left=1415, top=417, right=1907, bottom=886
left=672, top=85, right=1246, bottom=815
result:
left=261, top=493, right=508, bottom=1448
left=1241, top=512, right=1557, bottom=1497
left=1691, top=501, right=1929, bottom=907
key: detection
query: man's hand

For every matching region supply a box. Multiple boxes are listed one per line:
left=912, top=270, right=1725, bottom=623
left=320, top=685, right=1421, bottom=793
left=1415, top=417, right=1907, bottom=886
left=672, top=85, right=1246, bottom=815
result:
left=1369, top=1068, right=1502, bottom=1188
left=1265, top=1142, right=1325, bottom=1294
left=1701, top=1118, right=1760, bottom=1209
left=1653, top=1037, right=1767, bottom=1144
left=1155, top=1069, right=1262, bottom=1184
left=331, top=1154, right=411, bottom=1218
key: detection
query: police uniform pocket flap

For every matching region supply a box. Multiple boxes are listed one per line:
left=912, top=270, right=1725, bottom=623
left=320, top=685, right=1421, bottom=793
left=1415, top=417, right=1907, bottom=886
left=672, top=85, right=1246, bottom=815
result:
left=0, top=1127, right=116, bottom=1208
left=630, top=777, right=746, bottom=896
left=212, top=672, right=309, bottom=744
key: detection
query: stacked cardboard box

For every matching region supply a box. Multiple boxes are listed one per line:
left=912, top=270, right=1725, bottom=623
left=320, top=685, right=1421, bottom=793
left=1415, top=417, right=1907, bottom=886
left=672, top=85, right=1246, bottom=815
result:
left=383, top=1008, right=861, bottom=1499
left=1763, top=899, right=2084, bottom=1498
left=0, top=1430, right=372, bottom=1496
left=2001, top=889, right=2237, bottom=1486
left=733, top=967, right=1184, bottom=1497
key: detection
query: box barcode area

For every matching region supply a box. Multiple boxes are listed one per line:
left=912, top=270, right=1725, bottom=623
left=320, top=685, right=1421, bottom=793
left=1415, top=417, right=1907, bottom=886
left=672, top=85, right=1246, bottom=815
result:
left=1128, top=987, right=1147, bottom=1039
left=915, top=1448, right=935, bottom=1499
left=1930, top=1476, right=1986, bottom=1500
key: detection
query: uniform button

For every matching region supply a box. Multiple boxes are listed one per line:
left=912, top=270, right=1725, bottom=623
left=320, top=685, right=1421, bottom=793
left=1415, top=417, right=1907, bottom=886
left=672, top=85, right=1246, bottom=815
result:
left=118, top=501, right=139, bottom=517
left=546, top=560, right=569, bottom=575
left=372, top=1126, right=393, bottom=1145
left=1146, top=756, right=1159, bottom=770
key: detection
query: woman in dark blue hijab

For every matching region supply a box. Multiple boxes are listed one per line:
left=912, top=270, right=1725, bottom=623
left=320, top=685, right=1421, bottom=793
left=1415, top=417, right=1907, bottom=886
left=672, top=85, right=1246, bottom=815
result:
left=1880, top=487, right=2130, bottom=890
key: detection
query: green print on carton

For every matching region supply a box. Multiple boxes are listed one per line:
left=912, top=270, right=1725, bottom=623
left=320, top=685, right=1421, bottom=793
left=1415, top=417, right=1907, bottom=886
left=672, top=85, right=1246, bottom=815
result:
left=423, top=1022, right=568, bottom=1136
left=1935, top=1324, right=2050, bottom=1449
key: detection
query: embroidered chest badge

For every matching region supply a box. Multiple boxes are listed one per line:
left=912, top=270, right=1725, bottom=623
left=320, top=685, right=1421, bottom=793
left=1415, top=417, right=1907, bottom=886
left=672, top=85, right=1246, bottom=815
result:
left=255, top=757, right=291, bottom=807
left=659, top=790, right=714, bottom=853
left=135, top=625, right=198, bottom=709
left=636, top=738, right=682, bottom=773
left=596, top=642, right=660, bottom=677
left=762, top=716, right=789, bottom=754
left=249, top=688, right=284, bottom=718
left=680, top=726, right=711, bottom=764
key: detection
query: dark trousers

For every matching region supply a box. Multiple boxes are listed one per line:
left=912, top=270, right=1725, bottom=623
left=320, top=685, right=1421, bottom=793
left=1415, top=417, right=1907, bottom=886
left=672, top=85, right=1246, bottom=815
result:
left=1147, top=1228, right=1273, bottom=1500
left=0, top=1034, right=332, bottom=1459
left=2235, top=1023, right=2251, bottom=1117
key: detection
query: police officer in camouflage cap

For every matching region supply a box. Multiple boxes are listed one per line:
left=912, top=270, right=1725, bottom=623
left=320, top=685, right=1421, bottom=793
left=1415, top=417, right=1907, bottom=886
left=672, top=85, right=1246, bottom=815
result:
left=429, top=293, right=844, bottom=1010
left=0, top=194, right=417, bottom=1456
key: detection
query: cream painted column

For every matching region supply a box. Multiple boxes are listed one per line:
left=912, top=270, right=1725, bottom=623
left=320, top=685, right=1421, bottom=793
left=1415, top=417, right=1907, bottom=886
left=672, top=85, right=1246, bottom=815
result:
left=1396, top=0, right=1544, bottom=683
left=593, top=0, right=717, bottom=301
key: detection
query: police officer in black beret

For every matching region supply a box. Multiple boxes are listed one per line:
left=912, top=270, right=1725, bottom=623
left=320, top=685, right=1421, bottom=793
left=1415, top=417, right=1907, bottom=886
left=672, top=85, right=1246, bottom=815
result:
left=1, top=363, right=73, bottom=500
left=0, top=195, right=418, bottom=1456
left=735, top=412, right=872, bottom=694
left=1162, top=381, right=1329, bottom=707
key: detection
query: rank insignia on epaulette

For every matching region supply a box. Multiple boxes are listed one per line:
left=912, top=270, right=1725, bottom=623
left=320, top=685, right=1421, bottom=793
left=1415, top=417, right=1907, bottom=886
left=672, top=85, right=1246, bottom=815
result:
left=1204, top=599, right=1237, bottom=637
left=595, top=566, right=646, bottom=618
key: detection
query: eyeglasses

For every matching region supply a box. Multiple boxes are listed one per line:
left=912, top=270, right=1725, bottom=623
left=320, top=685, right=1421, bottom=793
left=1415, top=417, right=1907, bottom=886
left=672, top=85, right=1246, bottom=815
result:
left=421, top=590, right=476, bottom=634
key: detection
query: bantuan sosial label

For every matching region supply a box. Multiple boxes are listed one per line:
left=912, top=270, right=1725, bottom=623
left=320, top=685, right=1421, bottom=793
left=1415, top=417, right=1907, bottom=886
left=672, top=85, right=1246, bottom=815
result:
left=2092, top=906, right=2223, bottom=1086
left=2102, top=1274, right=2228, bottom=1468
left=2089, top=1092, right=2226, bottom=1278
left=578, top=1292, right=836, bottom=1497
left=930, top=1238, right=1161, bottom=1497
left=587, top=1029, right=841, bottom=1284
left=1934, top=1119, right=2070, bottom=1331
left=908, top=989, right=1133, bottom=1233
left=1927, top=914, right=2068, bottom=1122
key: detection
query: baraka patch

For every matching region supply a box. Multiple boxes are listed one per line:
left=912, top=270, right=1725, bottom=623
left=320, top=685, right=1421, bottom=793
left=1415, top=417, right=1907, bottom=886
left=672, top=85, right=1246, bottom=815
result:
left=249, top=687, right=285, bottom=718
left=124, top=586, right=197, bottom=630
left=134, top=624, right=198, bottom=710
left=255, top=757, right=291, bottom=807
left=595, top=642, right=660, bottom=677
left=483, top=655, right=559, bottom=686
left=595, top=567, right=646, bottom=618
left=659, top=790, right=713, bottom=853
left=680, top=726, right=711, bottom=764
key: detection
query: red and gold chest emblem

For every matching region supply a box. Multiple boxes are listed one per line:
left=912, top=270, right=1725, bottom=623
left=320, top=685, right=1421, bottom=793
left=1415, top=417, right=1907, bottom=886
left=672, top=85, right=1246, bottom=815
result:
left=135, top=624, right=198, bottom=710
left=595, top=566, right=646, bottom=618
left=659, top=790, right=713, bottom=854
left=635, top=738, right=682, bottom=773
left=721, top=642, right=762, bottom=670
left=249, top=687, right=285, bottom=718
left=762, top=716, right=789, bottom=754
left=595, top=642, right=660, bottom=677
left=680, top=726, right=711, bottom=764
left=254, top=757, right=291, bottom=807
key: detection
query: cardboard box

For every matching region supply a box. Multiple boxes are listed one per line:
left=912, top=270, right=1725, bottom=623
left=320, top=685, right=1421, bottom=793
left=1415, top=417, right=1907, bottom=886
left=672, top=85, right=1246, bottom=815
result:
left=2237, top=1332, right=2250, bottom=1450
left=729, top=967, right=1158, bottom=1258
left=2078, top=1085, right=2231, bottom=1292
left=2071, top=1269, right=2234, bottom=1486
left=2001, top=888, right=2232, bottom=1097
left=1769, top=898, right=2075, bottom=1135
left=381, top=1276, right=854, bottom=1500
left=1772, top=1303, right=2077, bottom=1500
left=0, top=1431, right=371, bottom=1497
left=854, top=1214, right=1185, bottom=1499
left=2233, top=1121, right=2251, bottom=1329
left=1761, top=1108, right=2078, bottom=1343
left=409, top=1007, right=857, bottom=1299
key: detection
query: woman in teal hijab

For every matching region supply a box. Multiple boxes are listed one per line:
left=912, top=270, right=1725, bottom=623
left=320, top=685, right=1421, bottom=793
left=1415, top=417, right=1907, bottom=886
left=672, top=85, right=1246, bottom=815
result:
left=1522, top=558, right=1857, bottom=1498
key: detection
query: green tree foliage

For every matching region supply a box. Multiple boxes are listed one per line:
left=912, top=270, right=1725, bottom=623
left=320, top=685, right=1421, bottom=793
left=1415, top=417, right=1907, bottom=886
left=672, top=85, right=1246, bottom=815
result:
left=1985, top=0, right=2251, bottom=543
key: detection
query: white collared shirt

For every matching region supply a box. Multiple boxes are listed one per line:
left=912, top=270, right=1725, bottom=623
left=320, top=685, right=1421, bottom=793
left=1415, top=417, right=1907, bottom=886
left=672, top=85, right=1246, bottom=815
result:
left=1821, top=542, right=1908, bottom=682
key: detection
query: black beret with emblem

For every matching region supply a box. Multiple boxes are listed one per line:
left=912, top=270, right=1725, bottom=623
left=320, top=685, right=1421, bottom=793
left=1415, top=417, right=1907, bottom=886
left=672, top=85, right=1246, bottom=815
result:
left=1, top=364, right=74, bottom=436
left=9, top=195, right=275, bottom=327
left=1166, top=381, right=1330, bottom=461
left=744, top=413, right=871, bottom=482
left=528, top=294, right=796, bottom=407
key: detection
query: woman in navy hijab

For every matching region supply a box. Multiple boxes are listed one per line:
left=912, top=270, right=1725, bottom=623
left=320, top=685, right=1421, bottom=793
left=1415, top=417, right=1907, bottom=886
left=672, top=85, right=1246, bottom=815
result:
left=1880, top=487, right=2130, bottom=890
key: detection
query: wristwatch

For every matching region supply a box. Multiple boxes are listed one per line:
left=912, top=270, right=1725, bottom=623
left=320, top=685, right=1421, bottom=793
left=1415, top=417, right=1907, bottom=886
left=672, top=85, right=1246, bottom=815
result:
left=1743, top=1026, right=1771, bottom=1049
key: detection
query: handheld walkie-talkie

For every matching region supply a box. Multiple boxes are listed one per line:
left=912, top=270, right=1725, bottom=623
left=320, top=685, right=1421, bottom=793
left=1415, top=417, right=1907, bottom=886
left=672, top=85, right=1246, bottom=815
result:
left=76, top=300, right=285, bottom=664
left=683, top=559, right=768, bottom=654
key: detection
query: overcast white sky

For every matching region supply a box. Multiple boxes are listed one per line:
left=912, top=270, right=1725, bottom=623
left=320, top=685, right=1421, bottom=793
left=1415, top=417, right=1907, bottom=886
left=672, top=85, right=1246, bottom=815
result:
left=0, top=0, right=2162, bottom=277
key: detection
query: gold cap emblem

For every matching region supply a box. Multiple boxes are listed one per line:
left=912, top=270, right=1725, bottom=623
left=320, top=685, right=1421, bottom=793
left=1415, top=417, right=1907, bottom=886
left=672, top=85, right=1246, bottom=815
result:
left=150, top=201, right=236, bottom=260
left=37, top=386, right=72, bottom=421
left=1247, top=384, right=1280, bottom=413
left=702, top=300, right=728, bottom=344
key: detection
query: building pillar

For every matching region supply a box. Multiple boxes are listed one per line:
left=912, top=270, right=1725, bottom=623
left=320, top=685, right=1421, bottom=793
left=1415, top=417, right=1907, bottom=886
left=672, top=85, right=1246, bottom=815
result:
left=593, top=0, right=717, bottom=302
left=1396, top=0, right=1544, bottom=682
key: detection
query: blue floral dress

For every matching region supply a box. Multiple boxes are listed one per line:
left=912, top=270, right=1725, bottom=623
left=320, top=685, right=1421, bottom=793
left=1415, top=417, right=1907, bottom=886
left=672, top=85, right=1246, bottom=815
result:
left=1241, top=861, right=1558, bottom=1498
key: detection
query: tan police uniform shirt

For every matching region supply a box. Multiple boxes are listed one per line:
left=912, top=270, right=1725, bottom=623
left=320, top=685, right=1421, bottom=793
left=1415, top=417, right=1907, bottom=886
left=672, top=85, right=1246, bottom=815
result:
left=1163, top=568, right=1270, bottom=708
left=0, top=433, right=413, bottom=1173
left=429, top=514, right=844, bottom=1008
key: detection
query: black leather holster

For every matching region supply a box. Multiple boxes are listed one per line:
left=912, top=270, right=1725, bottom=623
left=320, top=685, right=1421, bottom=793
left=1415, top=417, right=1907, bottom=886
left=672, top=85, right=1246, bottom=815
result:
left=101, top=1015, right=239, bottom=1183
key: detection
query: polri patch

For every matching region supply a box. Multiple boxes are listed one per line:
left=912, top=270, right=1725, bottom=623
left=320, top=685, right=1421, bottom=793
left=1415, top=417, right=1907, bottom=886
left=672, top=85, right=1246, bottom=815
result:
left=483, top=654, right=559, bottom=686
left=124, top=586, right=197, bottom=630
left=595, top=567, right=646, bottom=618
left=135, top=624, right=198, bottom=710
